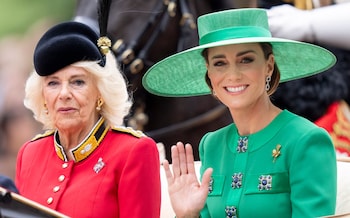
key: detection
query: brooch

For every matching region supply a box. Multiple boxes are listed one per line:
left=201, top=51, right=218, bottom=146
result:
left=272, top=144, right=281, bottom=163
left=93, top=157, right=105, bottom=173
left=237, top=136, right=248, bottom=153
left=258, top=175, right=272, bottom=191
left=231, top=172, right=243, bottom=189
left=225, top=206, right=237, bottom=218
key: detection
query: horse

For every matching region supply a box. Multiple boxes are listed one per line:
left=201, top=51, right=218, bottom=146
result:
left=74, top=0, right=258, bottom=161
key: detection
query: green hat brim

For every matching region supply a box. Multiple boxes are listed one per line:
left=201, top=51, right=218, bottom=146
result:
left=142, top=37, right=336, bottom=97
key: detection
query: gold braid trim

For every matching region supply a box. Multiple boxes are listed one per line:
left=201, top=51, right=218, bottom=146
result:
left=332, top=101, right=350, bottom=151
left=31, top=130, right=55, bottom=141
left=111, top=126, right=145, bottom=138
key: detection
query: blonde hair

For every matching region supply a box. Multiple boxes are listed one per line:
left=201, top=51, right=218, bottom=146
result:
left=24, top=52, right=132, bottom=130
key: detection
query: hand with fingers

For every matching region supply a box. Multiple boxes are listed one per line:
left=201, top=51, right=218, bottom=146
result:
left=163, top=142, right=213, bottom=218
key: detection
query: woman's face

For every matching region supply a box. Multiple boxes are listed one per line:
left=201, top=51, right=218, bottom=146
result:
left=43, top=66, right=100, bottom=132
left=207, top=43, right=274, bottom=110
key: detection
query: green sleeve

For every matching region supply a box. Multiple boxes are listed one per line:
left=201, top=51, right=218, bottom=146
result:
left=289, top=127, right=337, bottom=217
left=199, top=133, right=211, bottom=218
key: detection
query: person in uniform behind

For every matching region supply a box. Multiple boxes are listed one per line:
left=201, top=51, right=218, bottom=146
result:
left=266, top=1, right=350, bottom=157
left=143, top=8, right=337, bottom=217
left=15, top=1, right=161, bottom=217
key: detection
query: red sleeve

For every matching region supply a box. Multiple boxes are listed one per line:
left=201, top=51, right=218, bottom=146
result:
left=118, top=136, right=161, bottom=218
left=15, top=142, right=27, bottom=192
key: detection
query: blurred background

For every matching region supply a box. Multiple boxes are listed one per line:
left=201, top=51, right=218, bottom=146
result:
left=0, top=0, right=76, bottom=180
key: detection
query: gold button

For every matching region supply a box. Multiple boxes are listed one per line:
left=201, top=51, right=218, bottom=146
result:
left=47, top=197, right=53, bottom=204
left=58, top=175, right=65, bottom=182
left=53, top=186, right=60, bottom=192
left=62, top=163, right=68, bottom=168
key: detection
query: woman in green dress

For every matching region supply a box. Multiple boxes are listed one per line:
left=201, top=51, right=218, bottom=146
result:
left=143, top=8, right=337, bottom=218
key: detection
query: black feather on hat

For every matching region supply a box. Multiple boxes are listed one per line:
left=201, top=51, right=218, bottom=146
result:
left=33, top=0, right=112, bottom=76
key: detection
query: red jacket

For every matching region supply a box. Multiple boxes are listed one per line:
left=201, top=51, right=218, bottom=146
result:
left=16, top=127, right=161, bottom=218
left=315, top=101, right=350, bottom=157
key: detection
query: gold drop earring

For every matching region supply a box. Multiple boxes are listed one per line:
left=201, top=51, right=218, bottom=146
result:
left=44, top=103, right=49, bottom=115
left=96, top=98, right=104, bottom=111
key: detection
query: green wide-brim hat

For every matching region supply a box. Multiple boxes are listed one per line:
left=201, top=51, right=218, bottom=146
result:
left=142, top=8, right=336, bottom=97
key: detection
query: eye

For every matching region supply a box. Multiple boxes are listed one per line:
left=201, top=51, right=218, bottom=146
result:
left=72, top=79, right=86, bottom=86
left=47, top=80, right=59, bottom=86
left=213, top=60, right=227, bottom=67
left=240, top=56, right=254, bottom=64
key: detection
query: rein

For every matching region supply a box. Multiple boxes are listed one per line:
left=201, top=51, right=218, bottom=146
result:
left=112, top=0, right=197, bottom=75
left=108, top=0, right=223, bottom=137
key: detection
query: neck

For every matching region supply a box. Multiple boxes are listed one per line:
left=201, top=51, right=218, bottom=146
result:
left=57, top=117, right=101, bottom=151
left=54, top=117, right=107, bottom=162
left=229, top=97, right=281, bottom=136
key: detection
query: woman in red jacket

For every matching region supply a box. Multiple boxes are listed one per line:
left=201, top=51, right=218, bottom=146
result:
left=15, top=5, right=160, bottom=218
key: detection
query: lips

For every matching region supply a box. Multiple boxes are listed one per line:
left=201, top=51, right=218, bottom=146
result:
left=225, top=85, right=247, bottom=93
left=58, top=107, right=76, bottom=112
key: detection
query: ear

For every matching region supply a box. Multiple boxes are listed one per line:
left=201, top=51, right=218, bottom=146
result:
left=266, top=54, right=275, bottom=77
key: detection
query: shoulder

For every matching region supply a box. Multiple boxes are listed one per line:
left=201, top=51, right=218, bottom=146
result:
left=30, top=130, right=55, bottom=141
left=285, top=111, right=328, bottom=135
left=108, top=126, right=158, bottom=157
left=109, top=126, right=157, bottom=147
left=202, top=123, right=235, bottom=141
left=110, top=126, right=146, bottom=138
left=280, top=112, right=334, bottom=158
left=18, top=131, right=55, bottom=162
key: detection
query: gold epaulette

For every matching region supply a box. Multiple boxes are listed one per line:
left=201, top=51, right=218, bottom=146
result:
left=31, top=130, right=55, bottom=141
left=111, top=126, right=145, bottom=138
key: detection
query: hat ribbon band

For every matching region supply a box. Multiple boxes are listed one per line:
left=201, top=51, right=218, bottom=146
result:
left=199, top=26, right=272, bottom=45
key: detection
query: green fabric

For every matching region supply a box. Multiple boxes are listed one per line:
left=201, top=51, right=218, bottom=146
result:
left=199, top=26, right=271, bottom=45
left=198, top=110, right=337, bottom=218
left=142, top=8, right=336, bottom=97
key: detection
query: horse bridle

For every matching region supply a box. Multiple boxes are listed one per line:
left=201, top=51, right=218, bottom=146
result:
left=111, top=0, right=196, bottom=75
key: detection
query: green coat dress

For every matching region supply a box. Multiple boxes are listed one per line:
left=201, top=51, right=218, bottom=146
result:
left=199, top=110, right=337, bottom=218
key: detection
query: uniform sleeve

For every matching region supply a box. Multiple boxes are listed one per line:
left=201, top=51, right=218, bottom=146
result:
left=15, top=142, right=27, bottom=193
left=118, top=136, right=161, bottom=218
left=289, top=127, right=337, bottom=217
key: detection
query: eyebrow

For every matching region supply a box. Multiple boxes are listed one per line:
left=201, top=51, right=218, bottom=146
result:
left=210, top=49, right=256, bottom=60
left=46, top=73, right=87, bottom=80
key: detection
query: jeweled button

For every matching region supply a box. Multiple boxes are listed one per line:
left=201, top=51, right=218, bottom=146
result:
left=53, top=186, right=60, bottom=192
left=62, top=163, right=69, bottom=168
left=58, top=175, right=65, bottom=182
left=47, top=197, right=53, bottom=204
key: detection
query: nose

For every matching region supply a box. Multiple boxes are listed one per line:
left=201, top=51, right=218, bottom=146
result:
left=227, top=65, right=242, bottom=80
left=59, top=83, right=72, bottom=99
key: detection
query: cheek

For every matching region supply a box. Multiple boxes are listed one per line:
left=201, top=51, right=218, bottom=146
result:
left=207, top=72, right=221, bottom=86
left=43, top=92, right=56, bottom=108
left=79, top=95, right=97, bottom=111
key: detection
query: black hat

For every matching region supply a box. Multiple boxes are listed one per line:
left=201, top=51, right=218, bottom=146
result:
left=33, top=21, right=106, bottom=76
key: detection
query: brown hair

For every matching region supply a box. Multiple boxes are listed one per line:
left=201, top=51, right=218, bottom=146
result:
left=202, top=42, right=280, bottom=96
